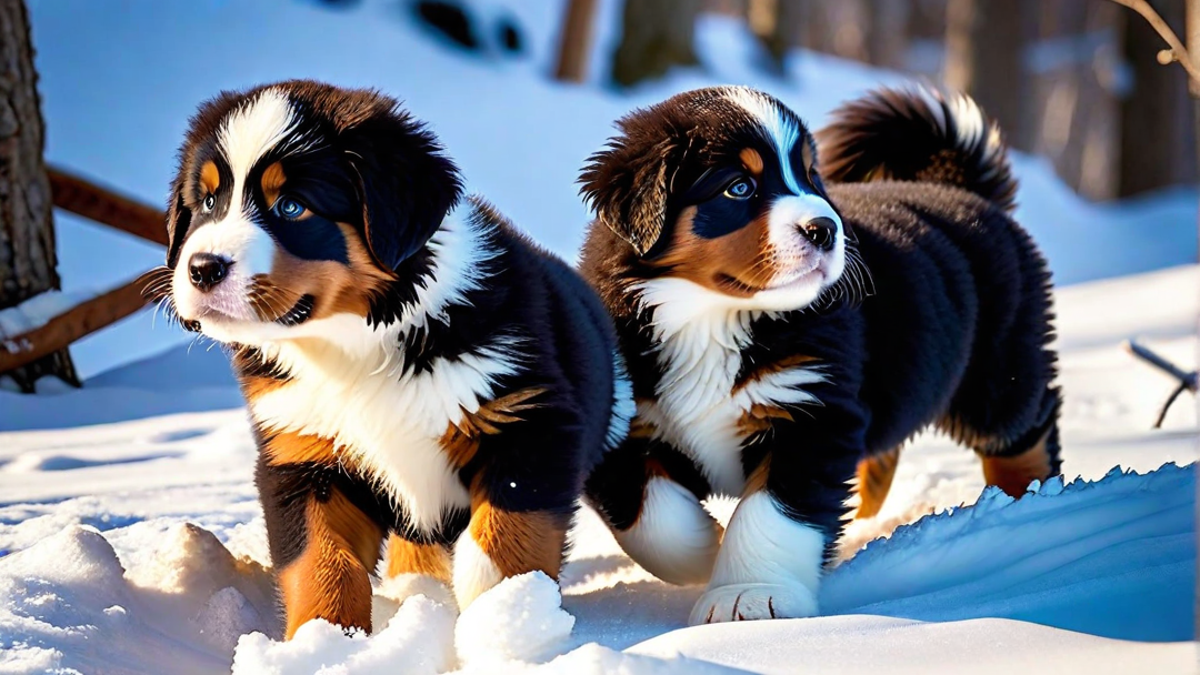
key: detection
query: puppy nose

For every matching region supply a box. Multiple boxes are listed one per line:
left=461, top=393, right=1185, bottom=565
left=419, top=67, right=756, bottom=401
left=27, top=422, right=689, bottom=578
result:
left=188, top=253, right=231, bottom=292
left=799, top=217, right=837, bottom=251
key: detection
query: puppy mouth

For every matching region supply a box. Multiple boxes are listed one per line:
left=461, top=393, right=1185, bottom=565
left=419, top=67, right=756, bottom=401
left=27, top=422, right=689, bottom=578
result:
left=716, top=261, right=824, bottom=295
left=275, top=294, right=315, bottom=327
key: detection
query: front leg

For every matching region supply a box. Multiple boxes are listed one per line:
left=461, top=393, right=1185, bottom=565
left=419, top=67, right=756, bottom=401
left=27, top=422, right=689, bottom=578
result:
left=256, top=446, right=386, bottom=638
left=691, top=382, right=865, bottom=624
left=449, top=395, right=581, bottom=609
left=585, top=422, right=721, bottom=586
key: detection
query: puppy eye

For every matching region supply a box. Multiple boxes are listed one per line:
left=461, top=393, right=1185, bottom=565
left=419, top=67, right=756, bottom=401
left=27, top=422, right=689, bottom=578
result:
left=723, top=177, right=756, bottom=200
left=203, top=194, right=215, bottom=212
left=274, top=196, right=307, bottom=220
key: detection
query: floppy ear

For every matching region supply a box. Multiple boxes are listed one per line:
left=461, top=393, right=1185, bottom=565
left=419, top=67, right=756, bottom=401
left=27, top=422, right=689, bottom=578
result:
left=579, top=134, right=681, bottom=257
left=343, top=112, right=463, bottom=270
left=165, top=174, right=192, bottom=269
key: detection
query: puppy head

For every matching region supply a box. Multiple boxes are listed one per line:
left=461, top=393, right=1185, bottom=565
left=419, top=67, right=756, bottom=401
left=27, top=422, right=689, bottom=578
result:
left=163, top=80, right=461, bottom=346
left=580, top=86, right=864, bottom=312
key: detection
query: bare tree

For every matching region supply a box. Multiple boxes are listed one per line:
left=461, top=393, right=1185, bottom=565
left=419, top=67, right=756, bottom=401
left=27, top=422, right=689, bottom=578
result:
left=944, top=0, right=1033, bottom=150
left=1118, top=0, right=1196, bottom=196
left=611, top=0, right=702, bottom=87
left=554, top=0, right=598, bottom=83
left=0, top=0, right=79, bottom=392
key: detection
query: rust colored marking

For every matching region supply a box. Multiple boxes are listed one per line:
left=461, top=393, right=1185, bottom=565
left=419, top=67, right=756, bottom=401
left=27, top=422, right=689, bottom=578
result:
left=384, top=534, right=452, bottom=583
left=981, top=433, right=1053, bottom=498
left=200, top=160, right=220, bottom=196
left=277, top=489, right=383, bottom=639
left=854, top=446, right=901, bottom=519
left=468, top=500, right=569, bottom=580
left=739, top=147, right=765, bottom=175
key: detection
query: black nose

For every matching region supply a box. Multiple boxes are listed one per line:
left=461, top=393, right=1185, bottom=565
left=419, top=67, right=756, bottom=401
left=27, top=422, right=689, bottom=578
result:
left=188, top=253, right=231, bottom=292
left=800, top=217, right=837, bottom=251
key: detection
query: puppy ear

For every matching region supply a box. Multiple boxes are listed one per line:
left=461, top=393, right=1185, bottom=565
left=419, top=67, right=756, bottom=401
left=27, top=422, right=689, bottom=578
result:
left=579, top=134, right=680, bottom=257
left=343, top=112, right=463, bottom=270
left=165, top=174, right=192, bottom=269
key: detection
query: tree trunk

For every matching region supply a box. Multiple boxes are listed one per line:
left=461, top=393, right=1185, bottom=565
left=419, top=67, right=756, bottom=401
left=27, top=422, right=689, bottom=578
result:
left=865, top=0, right=910, bottom=69
left=944, top=0, right=1032, bottom=150
left=554, top=0, right=598, bottom=83
left=610, top=0, right=702, bottom=88
left=1118, top=0, right=1195, bottom=197
left=0, top=0, right=79, bottom=392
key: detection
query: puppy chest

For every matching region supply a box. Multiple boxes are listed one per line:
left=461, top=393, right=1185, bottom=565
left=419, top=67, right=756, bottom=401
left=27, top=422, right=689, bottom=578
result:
left=248, top=359, right=501, bottom=532
left=646, top=340, right=826, bottom=496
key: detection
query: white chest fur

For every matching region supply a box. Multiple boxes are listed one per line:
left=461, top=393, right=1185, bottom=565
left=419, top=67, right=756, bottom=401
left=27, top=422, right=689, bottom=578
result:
left=636, top=278, right=826, bottom=496
left=249, top=318, right=522, bottom=533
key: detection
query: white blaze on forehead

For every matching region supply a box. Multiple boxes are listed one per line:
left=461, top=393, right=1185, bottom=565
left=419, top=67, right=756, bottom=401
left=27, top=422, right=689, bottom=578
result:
left=722, top=87, right=804, bottom=195
left=218, top=88, right=299, bottom=192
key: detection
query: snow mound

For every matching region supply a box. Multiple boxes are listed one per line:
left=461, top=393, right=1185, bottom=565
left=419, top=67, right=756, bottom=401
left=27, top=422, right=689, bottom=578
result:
left=456, top=571, right=577, bottom=667
left=823, top=463, right=1196, bottom=641
left=232, top=595, right=458, bottom=675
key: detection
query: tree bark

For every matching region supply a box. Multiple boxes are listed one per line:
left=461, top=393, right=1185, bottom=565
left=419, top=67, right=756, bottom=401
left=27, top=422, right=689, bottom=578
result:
left=554, top=0, right=598, bottom=83
left=610, top=0, right=702, bottom=88
left=0, top=0, right=79, bottom=392
left=1118, top=0, right=1195, bottom=196
left=945, top=0, right=1033, bottom=150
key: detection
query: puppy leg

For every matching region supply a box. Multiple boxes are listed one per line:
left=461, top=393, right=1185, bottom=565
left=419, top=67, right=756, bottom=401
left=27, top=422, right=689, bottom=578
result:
left=853, top=446, right=901, bottom=519
left=258, top=460, right=384, bottom=639
left=452, top=499, right=572, bottom=609
left=380, top=534, right=456, bottom=608
left=585, top=434, right=720, bottom=585
left=944, top=385, right=1063, bottom=497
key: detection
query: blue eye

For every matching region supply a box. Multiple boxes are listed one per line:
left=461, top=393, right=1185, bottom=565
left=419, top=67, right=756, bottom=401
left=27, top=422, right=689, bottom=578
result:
left=275, top=196, right=307, bottom=220
left=724, top=177, right=755, bottom=200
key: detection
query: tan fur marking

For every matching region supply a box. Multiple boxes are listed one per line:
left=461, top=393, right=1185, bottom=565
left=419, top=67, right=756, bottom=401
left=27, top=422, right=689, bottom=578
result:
left=246, top=224, right=391, bottom=323
left=854, top=446, right=901, bottom=519
left=200, top=160, right=220, bottom=195
left=733, top=354, right=820, bottom=394
left=653, top=206, right=777, bottom=298
left=261, top=161, right=287, bottom=208
left=737, top=403, right=795, bottom=438
left=981, top=432, right=1053, bottom=498
left=261, top=429, right=339, bottom=467
left=740, top=147, right=765, bottom=175
left=468, top=500, right=569, bottom=580
left=743, top=455, right=771, bottom=497
left=277, top=489, right=383, bottom=639
left=384, top=534, right=452, bottom=582
left=440, top=387, right=546, bottom=469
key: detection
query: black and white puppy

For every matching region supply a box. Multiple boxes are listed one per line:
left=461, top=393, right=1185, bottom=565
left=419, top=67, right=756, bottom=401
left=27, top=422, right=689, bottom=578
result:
left=578, top=86, right=1060, bottom=625
left=157, top=80, right=630, bottom=638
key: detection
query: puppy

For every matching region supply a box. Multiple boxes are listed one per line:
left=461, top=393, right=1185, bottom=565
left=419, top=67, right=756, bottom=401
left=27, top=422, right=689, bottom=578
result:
left=578, top=86, right=1060, bottom=625
left=159, top=80, right=630, bottom=638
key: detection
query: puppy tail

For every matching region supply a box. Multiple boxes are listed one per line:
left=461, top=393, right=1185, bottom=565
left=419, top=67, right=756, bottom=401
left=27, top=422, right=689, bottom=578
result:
left=816, top=86, right=1017, bottom=213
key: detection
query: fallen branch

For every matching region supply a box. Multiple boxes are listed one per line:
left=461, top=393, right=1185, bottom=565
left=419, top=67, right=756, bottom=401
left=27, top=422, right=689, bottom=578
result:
left=0, top=273, right=152, bottom=375
left=1109, top=0, right=1200, bottom=85
left=1124, top=340, right=1198, bottom=429
left=46, top=166, right=168, bottom=247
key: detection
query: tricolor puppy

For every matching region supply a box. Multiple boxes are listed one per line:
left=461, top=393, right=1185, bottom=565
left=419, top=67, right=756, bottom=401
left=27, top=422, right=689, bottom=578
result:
left=157, top=80, right=630, bottom=638
left=578, top=86, right=1060, bottom=625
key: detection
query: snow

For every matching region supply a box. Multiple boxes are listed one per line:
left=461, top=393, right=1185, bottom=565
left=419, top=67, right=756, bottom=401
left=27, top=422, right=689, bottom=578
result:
left=0, top=0, right=1196, bottom=672
left=1, top=262, right=1194, bottom=674
left=21, top=0, right=1197, bottom=378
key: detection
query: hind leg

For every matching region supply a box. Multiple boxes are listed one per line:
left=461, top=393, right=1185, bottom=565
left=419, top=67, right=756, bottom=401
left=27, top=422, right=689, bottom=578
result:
left=854, top=446, right=901, bottom=519
left=942, top=384, right=1062, bottom=497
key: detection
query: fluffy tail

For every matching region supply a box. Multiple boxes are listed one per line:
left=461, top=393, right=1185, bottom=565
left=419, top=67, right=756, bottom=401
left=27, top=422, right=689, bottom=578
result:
left=816, top=86, right=1018, bottom=212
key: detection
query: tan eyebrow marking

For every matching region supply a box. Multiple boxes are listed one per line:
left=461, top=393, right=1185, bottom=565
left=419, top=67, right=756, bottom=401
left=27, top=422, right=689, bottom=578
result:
left=261, top=161, right=287, bottom=208
left=739, top=147, right=764, bottom=176
left=200, top=160, right=220, bottom=195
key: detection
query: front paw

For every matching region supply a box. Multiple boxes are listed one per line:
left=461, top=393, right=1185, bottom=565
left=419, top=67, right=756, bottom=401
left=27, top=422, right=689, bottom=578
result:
left=688, top=583, right=818, bottom=625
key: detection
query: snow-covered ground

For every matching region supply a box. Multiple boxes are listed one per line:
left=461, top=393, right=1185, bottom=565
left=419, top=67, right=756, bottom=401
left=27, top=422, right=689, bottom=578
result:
left=1, top=262, right=1195, bottom=673
left=1, top=1, right=1197, bottom=673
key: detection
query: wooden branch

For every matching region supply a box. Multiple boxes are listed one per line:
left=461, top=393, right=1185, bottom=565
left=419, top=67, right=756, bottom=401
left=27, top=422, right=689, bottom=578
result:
left=1109, top=0, right=1200, bottom=85
left=1124, top=340, right=1198, bottom=429
left=46, top=166, right=167, bottom=247
left=0, top=273, right=151, bottom=375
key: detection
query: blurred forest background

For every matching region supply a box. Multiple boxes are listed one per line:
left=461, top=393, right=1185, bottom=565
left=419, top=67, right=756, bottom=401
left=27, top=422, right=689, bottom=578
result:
left=580, top=0, right=1198, bottom=201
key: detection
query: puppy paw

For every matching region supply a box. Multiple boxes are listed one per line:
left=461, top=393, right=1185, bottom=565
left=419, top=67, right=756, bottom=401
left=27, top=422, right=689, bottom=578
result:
left=688, top=583, right=817, bottom=625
